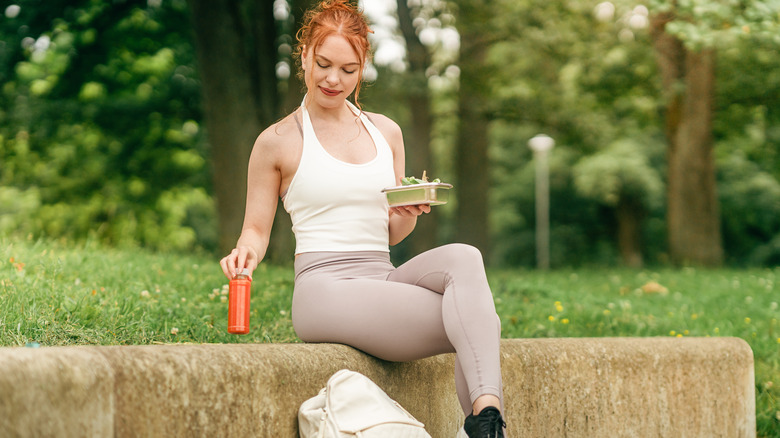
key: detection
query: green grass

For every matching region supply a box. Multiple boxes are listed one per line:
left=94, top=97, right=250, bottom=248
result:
left=1, top=236, right=778, bottom=436
left=0, top=236, right=298, bottom=346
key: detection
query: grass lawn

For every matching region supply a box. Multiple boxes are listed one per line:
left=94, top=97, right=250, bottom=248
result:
left=1, top=236, right=778, bottom=436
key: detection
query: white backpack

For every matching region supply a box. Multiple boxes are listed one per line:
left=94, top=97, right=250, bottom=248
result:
left=298, top=369, right=432, bottom=438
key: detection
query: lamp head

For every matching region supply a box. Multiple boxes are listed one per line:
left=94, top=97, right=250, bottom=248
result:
left=528, top=134, right=555, bottom=152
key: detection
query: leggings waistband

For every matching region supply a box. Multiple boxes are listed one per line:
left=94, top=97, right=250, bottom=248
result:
left=294, top=251, right=392, bottom=282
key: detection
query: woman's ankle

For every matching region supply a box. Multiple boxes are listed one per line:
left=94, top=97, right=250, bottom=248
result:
left=472, top=394, right=501, bottom=415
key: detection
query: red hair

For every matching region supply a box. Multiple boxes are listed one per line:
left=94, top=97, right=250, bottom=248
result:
left=295, top=0, right=372, bottom=108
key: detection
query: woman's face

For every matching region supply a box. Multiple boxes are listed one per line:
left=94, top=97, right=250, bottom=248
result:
left=302, top=34, right=362, bottom=108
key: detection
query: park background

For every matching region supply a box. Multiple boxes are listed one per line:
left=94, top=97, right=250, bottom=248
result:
left=2, top=0, right=780, bottom=268
left=1, top=0, right=779, bottom=435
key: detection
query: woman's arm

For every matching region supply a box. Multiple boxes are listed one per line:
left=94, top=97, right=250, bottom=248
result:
left=220, top=127, right=285, bottom=279
left=371, top=113, right=430, bottom=246
left=389, top=203, right=431, bottom=245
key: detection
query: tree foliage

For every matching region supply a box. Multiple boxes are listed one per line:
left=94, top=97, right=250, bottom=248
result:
left=1, top=0, right=779, bottom=267
left=574, top=139, right=663, bottom=209
left=482, top=0, right=780, bottom=266
left=1, top=0, right=213, bottom=251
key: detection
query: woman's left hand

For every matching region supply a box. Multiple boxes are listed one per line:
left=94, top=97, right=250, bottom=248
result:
left=390, top=204, right=431, bottom=217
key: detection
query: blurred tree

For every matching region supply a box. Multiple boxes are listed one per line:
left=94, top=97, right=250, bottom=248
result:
left=714, top=36, right=780, bottom=265
left=187, top=0, right=276, bottom=257
left=395, top=0, right=452, bottom=255
left=271, top=0, right=311, bottom=264
left=486, top=0, right=780, bottom=267
left=453, top=0, right=493, bottom=259
left=396, top=0, right=436, bottom=254
left=649, top=11, right=722, bottom=266
left=485, top=0, right=666, bottom=267
left=574, top=139, right=663, bottom=267
left=3, top=0, right=779, bottom=268
left=186, top=0, right=315, bottom=261
left=718, top=151, right=780, bottom=265
left=0, top=0, right=214, bottom=251
left=643, top=0, right=780, bottom=266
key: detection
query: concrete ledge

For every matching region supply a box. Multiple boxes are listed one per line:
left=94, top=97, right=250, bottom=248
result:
left=0, top=347, right=114, bottom=436
left=0, top=338, right=755, bottom=437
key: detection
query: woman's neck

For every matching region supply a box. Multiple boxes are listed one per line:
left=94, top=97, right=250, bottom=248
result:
left=305, top=96, right=354, bottom=123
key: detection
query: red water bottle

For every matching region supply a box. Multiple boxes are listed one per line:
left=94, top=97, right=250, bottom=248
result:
left=228, top=268, right=252, bottom=334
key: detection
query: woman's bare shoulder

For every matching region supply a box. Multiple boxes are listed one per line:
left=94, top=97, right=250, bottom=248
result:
left=364, top=111, right=402, bottom=142
left=253, top=111, right=303, bottom=156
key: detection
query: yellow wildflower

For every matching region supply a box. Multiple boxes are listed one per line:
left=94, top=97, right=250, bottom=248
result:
left=548, top=315, right=555, bottom=322
left=744, top=317, right=751, bottom=324
left=561, top=318, right=570, bottom=324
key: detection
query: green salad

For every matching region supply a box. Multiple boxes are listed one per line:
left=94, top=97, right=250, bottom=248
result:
left=400, top=171, right=441, bottom=185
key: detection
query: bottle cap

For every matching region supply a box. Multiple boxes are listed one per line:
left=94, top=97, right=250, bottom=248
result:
left=235, top=268, right=251, bottom=280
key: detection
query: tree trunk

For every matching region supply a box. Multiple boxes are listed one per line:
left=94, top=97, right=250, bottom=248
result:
left=615, top=198, right=644, bottom=268
left=454, top=32, right=491, bottom=260
left=283, top=0, right=315, bottom=113
left=248, top=1, right=281, bottom=125
left=189, top=0, right=313, bottom=262
left=651, top=13, right=723, bottom=266
left=396, top=0, right=437, bottom=254
left=265, top=0, right=318, bottom=265
left=187, top=0, right=264, bottom=255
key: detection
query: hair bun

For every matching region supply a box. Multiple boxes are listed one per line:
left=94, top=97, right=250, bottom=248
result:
left=320, top=0, right=354, bottom=12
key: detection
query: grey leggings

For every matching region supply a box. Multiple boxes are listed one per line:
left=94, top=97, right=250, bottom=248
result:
left=292, top=243, right=503, bottom=414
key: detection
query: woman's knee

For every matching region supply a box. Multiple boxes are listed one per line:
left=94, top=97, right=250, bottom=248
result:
left=438, top=243, right=485, bottom=267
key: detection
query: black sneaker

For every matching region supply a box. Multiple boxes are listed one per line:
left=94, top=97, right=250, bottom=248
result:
left=463, top=406, right=506, bottom=438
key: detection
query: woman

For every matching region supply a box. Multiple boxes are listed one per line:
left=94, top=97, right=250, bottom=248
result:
left=219, top=1, right=506, bottom=436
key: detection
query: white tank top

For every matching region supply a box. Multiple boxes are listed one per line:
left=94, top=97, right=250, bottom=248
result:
left=282, top=99, right=396, bottom=254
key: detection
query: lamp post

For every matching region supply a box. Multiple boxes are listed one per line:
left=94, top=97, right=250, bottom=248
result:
left=528, top=134, right=555, bottom=270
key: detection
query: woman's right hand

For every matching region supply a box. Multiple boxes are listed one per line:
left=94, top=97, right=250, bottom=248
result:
left=220, top=246, right=259, bottom=280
